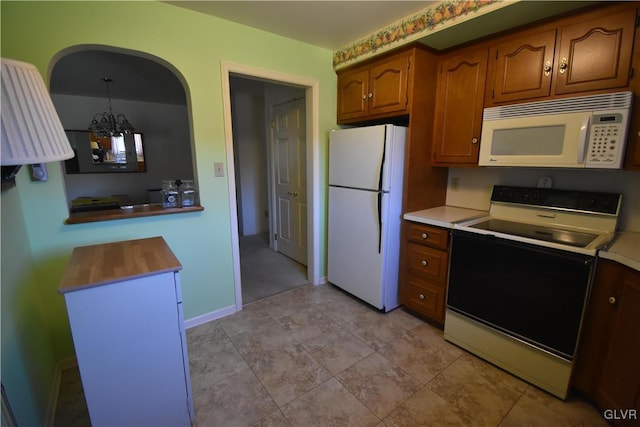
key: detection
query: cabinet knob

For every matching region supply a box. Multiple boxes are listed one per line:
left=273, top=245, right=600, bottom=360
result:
left=368, top=92, right=373, bottom=99
left=419, top=294, right=425, bottom=300
left=362, top=94, right=367, bottom=100
left=471, top=138, right=478, bottom=144
left=559, top=58, right=568, bottom=74
left=421, top=260, right=428, bottom=266
left=421, top=233, right=429, bottom=239
left=608, top=296, right=617, bottom=305
left=543, top=60, right=552, bottom=77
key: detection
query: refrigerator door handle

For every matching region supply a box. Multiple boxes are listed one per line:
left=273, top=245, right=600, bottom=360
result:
left=377, top=192, right=382, bottom=253
left=377, top=128, right=387, bottom=192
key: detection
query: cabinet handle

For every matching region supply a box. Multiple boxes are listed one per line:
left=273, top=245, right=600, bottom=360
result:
left=543, top=61, right=552, bottom=77
left=421, top=233, right=429, bottom=239
left=608, top=296, right=617, bottom=305
left=419, top=294, right=426, bottom=300
left=471, top=138, right=478, bottom=144
left=559, top=58, right=568, bottom=74
left=421, top=260, right=429, bottom=266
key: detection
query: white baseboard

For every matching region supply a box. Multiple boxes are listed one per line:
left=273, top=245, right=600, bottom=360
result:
left=184, top=304, right=237, bottom=329
left=45, top=356, right=78, bottom=427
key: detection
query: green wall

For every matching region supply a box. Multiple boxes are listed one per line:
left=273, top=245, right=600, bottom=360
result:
left=1, top=186, right=56, bottom=427
left=1, top=1, right=335, bottom=423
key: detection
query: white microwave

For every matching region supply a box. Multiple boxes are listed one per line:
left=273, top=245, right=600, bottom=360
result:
left=479, top=91, right=633, bottom=169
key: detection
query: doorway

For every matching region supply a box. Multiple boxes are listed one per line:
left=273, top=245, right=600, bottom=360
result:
left=221, top=63, right=321, bottom=311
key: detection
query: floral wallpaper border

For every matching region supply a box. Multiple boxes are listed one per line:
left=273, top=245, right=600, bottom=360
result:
left=333, top=0, right=501, bottom=68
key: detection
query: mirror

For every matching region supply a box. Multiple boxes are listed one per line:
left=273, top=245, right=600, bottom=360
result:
left=64, top=130, right=146, bottom=173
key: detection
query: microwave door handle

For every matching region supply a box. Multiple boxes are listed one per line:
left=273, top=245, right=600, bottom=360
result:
left=577, top=116, right=590, bottom=164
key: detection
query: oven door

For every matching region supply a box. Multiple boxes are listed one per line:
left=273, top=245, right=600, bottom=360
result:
left=447, top=230, right=594, bottom=360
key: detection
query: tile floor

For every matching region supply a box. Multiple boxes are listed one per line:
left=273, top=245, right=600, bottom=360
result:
left=55, top=283, right=609, bottom=426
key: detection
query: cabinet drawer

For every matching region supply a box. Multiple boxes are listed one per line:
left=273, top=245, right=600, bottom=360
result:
left=403, top=276, right=446, bottom=323
left=406, top=242, right=448, bottom=284
left=405, top=222, right=449, bottom=249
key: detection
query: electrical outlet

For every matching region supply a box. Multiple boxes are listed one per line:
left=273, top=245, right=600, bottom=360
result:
left=451, top=177, right=460, bottom=190
left=29, top=163, right=48, bottom=181
left=214, top=162, right=224, bottom=177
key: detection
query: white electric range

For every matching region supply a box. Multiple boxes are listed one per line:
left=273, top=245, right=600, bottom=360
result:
left=445, top=185, right=622, bottom=399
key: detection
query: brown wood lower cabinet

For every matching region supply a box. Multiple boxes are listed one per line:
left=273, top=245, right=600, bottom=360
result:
left=399, top=221, right=449, bottom=324
left=572, top=259, right=640, bottom=426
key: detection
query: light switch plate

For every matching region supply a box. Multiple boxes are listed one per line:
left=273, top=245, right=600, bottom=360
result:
left=214, top=162, right=224, bottom=177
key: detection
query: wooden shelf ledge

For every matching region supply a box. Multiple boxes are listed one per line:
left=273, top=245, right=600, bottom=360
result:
left=65, top=204, right=204, bottom=224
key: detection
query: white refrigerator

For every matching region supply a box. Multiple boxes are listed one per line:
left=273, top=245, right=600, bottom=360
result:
left=328, top=124, right=406, bottom=312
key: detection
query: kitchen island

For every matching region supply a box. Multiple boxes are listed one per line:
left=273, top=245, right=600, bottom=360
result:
left=58, top=236, right=194, bottom=427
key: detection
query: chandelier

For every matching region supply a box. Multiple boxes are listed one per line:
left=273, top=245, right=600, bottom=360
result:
left=88, top=78, right=134, bottom=137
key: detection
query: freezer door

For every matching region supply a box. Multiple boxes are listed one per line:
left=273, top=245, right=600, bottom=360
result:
left=328, top=186, right=385, bottom=309
left=329, top=125, right=392, bottom=191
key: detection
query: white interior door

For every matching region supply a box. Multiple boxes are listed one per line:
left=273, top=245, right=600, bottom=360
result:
left=272, top=98, right=307, bottom=265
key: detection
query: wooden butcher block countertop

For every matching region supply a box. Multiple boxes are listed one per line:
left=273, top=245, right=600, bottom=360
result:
left=58, top=236, right=182, bottom=294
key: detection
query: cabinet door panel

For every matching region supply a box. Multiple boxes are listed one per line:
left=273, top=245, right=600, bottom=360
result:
left=595, top=270, right=640, bottom=411
left=369, top=54, right=410, bottom=116
left=337, top=68, right=369, bottom=121
left=555, top=11, right=635, bottom=94
left=65, top=273, right=191, bottom=426
left=492, top=30, right=556, bottom=103
left=432, top=48, right=488, bottom=165
left=572, top=260, right=621, bottom=393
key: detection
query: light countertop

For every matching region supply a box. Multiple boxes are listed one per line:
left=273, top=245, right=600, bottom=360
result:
left=58, top=236, right=182, bottom=294
left=599, top=231, right=640, bottom=272
left=404, top=206, right=488, bottom=229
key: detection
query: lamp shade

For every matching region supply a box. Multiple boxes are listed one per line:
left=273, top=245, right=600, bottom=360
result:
left=1, top=57, right=74, bottom=165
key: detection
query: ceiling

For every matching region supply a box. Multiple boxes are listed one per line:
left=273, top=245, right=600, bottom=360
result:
left=50, top=1, right=596, bottom=104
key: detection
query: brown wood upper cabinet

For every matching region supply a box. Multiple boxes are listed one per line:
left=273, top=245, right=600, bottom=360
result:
left=432, top=46, right=488, bottom=166
left=487, top=8, right=637, bottom=106
left=337, top=51, right=411, bottom=123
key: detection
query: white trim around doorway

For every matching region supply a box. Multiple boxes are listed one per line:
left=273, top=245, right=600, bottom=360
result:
left=220, top=61, right=321, bottom=312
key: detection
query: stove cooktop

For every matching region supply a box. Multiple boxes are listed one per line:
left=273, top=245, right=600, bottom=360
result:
left=469, top=219, right=599, bottom=248
left=455, top=186, right=621, bottom=254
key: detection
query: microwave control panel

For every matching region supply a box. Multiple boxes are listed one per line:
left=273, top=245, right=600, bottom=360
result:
left=585, top=112, right=627, bottom=168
